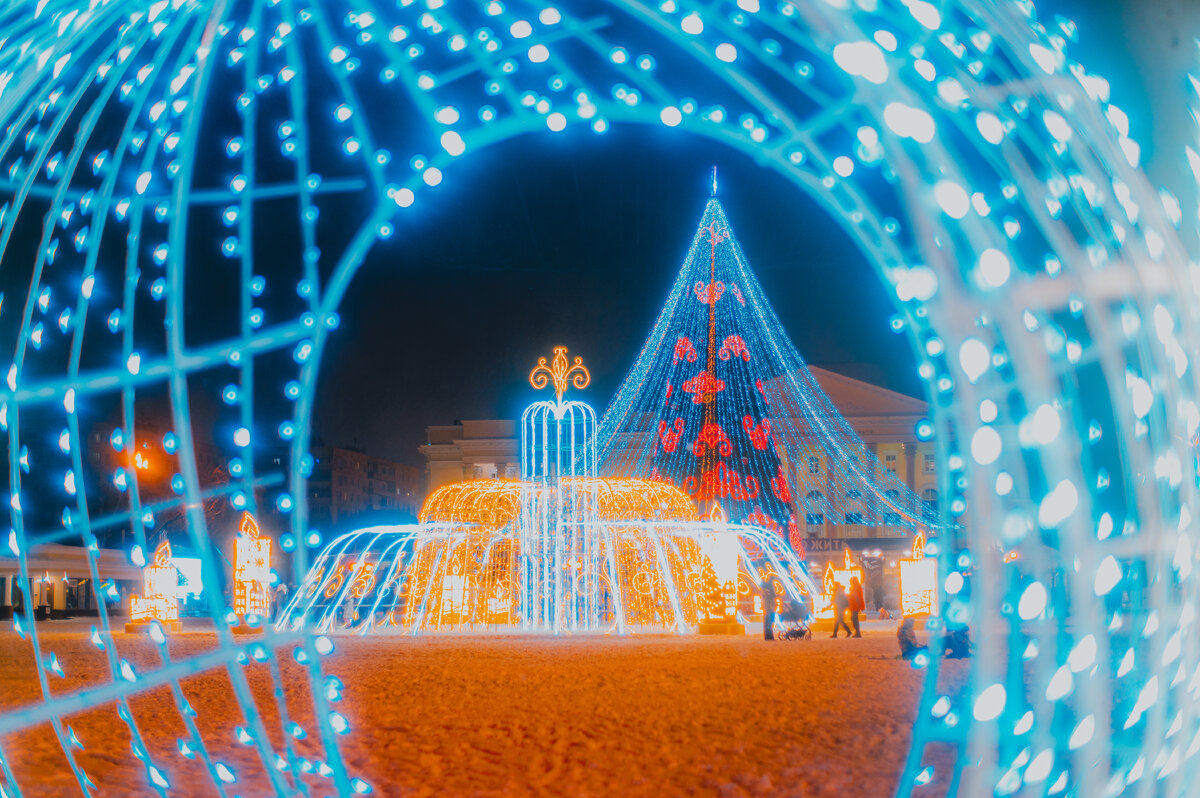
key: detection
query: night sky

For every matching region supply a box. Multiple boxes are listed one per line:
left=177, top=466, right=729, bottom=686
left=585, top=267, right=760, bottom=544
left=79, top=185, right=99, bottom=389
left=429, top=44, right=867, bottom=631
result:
left=314, top=0, right=1188, bottom=468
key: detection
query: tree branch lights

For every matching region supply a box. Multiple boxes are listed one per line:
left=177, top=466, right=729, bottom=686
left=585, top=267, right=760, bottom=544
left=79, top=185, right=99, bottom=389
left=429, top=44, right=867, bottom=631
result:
left=1, top=0, right=1196, bottom=794
left=233, top=511, right=272, bottom=625
left=128, top=539, right=180, bottom=631
left=899, top=533, right=938, bottom=618
left=597, top=198, right=941, bottom=549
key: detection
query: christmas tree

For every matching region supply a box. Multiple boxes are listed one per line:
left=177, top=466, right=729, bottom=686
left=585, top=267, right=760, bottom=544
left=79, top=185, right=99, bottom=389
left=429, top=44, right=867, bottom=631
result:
left=598, top=192, right=936, bottom=551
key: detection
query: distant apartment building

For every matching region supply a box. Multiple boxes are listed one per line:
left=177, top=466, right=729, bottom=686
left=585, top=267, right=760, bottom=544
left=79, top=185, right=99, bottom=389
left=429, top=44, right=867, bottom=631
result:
left=306, top=446, right=421, bottom=531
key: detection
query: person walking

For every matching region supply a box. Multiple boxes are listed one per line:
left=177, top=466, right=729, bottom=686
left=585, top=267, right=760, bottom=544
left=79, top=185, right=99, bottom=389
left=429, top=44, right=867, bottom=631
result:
left=760, top=576, right=777, bottom=641
left=848, top=576, right=865, bottom=638
left=830, top=583, right=852, bottom=638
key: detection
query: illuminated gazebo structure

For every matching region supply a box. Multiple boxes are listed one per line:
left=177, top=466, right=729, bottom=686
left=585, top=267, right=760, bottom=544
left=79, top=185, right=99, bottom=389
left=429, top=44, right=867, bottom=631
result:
left=277, top=349, right=818, bottom=635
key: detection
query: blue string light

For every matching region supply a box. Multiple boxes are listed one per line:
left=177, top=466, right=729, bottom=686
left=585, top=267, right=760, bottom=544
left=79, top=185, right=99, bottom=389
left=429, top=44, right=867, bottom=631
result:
left=0, top=0, right=1193, bottom=795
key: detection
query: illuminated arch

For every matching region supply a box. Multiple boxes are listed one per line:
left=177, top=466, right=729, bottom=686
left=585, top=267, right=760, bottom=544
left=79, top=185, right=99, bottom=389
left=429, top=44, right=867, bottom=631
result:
left=0, top=1, right=1195, bottom=796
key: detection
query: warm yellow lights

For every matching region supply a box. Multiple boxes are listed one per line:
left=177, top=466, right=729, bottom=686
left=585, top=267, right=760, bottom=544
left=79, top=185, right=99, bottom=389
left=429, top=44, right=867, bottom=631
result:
left=233, top=511, right=271, bottom=620
left=529, top=345, right=591, bottom=404
left=129, top=539, right=178, bottom=625
left=298, top=476, right=725, bottom=632
left=815, top=547, right=864, bottom=619
left=899, top=533, right=938, bottom=618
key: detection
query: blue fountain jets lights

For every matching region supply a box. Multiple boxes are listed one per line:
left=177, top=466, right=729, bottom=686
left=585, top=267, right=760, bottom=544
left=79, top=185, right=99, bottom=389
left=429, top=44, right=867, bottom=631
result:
left=0, top=0, right=1195, bottom=795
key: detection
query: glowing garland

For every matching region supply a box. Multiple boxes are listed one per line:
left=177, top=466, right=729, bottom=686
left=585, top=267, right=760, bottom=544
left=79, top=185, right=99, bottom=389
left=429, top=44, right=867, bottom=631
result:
left=0, top=0, right=1194, bottom=795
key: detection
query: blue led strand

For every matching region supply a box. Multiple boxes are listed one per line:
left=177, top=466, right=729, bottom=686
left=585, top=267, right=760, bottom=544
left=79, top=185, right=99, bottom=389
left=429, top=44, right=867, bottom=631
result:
left=162, top=4, right=325, bottom=792
left=0, top=1, right=1196, bottom=796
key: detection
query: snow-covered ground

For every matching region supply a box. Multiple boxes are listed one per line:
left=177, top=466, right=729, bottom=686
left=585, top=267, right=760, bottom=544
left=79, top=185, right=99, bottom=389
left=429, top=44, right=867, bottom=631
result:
left=0, top=620, right=966, bottom=796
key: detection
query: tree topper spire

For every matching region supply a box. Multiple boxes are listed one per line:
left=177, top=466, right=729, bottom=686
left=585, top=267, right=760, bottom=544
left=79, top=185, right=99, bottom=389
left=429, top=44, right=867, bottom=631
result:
left=710, top=165, right=718, bottom=197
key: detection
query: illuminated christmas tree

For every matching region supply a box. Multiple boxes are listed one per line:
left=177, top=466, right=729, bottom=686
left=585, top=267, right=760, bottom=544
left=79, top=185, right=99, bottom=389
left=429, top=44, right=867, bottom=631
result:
left=599, top=192, right=936, bottom=550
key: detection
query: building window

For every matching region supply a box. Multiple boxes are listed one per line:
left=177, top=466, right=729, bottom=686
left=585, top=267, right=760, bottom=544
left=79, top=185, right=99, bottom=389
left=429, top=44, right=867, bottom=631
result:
left=804, top=490, right=824, bottom=525
left=885, top=454, right=897, bottom=472
left=808, top=456, right=819, bottom=474
left=923, top=453, right=936, bottom=474
left=921, top=488, right=939, bottom=522
left=844, top=512, right=865, bottom=525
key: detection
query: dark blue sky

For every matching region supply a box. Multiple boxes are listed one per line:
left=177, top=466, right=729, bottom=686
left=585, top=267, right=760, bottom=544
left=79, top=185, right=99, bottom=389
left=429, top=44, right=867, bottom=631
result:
left=316, top=0, right=1184, bottom=467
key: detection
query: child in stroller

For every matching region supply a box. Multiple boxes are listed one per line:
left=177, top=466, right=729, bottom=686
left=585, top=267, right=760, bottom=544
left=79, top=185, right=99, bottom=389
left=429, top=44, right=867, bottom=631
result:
left=776, top=596, right=812, bottom=640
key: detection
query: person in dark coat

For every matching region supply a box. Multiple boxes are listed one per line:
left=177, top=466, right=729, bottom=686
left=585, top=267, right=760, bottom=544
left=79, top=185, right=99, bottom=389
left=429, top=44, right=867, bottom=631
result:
left=848, top=576, right=865, bottom=638
left=830, top=583, right=852, bottom=638
left=760, top=576, right=777, bottom=641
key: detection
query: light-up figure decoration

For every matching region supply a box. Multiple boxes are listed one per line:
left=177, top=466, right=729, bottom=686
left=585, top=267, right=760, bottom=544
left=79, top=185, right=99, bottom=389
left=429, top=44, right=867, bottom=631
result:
left=127, top=540, right=180, bottom=633
left=233, top=512, right=272, bottom=625
left=899, top=534, right=938, bottom=618
left=278, top=352, right=818, bottom=635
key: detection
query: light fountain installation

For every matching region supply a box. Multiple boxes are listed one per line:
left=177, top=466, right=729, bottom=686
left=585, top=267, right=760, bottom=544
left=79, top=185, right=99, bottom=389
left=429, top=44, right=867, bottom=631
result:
left=276, top=348, right=817, bottom=635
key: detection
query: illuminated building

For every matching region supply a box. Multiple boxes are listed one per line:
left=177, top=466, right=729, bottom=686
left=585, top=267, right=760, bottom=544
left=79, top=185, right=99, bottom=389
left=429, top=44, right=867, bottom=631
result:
left=126, top=540, right=181, bottom=633
left=0, top=544, right=142, bottom=621
left=279, top=350, right=816, bottom=634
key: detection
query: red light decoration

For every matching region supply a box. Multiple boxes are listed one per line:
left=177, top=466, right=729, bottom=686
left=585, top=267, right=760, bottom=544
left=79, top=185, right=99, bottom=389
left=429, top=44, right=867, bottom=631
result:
left=692, top=422, right=732, bottom=457
left=681, top=370, right=725, bottom=403
left=658, top=418, right=685, bottom=453
left=717, top=334, right=750, bottom=361
left=233, top=512, right=271, bottom=621
left=770, top=468, right=792, bottom=503
left=742, top=416, right=771, bottom=450
left=673, top=336, right=698, bottom=364
left=693, top=280, right=725, bottom=305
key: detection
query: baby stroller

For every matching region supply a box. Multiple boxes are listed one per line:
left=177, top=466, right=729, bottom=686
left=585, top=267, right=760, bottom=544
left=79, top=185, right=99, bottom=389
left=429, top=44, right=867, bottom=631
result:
left=777, top=599, right=812, bottom=641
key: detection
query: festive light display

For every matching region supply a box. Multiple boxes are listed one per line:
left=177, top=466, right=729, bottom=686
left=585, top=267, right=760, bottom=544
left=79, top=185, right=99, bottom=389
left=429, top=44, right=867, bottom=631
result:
left=127, top=540, right=179, bottom=630
left=813, top=547, right=865, bottom=621
left=1, top=0, right=1196, bottom=795
left=899, top=533, right=938, bottom=618
left=233, top=511, right=272, bottom=623
left=598, top=196, right=939, bottom=548
left=278, top=351, right=817, bottom=634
